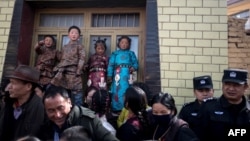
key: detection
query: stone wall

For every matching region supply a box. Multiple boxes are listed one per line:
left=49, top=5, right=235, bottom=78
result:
left=228, top=16, right=250, bottom=94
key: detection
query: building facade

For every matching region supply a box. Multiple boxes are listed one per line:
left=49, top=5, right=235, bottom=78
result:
left=0, top=0, right=228, bottom=109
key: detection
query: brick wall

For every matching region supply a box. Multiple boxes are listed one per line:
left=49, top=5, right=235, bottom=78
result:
left=157, top=0, right=228, bottom=110
left=0, top=0, right=231, bottom=109
left=0, top=0, right=15, bottom=80
left=228, top=16, right=250, bottom=94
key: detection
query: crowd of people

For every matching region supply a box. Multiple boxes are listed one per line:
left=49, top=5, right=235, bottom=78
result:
left=0, top=25, right=249, bottom=141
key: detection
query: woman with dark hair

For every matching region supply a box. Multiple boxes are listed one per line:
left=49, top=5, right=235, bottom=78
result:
left=116, top=86, right=150, bottom=141
left=117, top=82, right=152, bottom=128
left=150, top=93, right=199, bottom=141
left=90, top=89, right=116, bottom=135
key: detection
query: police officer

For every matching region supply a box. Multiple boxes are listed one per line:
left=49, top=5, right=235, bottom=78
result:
left=201, top=69, right=250, bottom=141
left=178, top=75, right=214, bottom=139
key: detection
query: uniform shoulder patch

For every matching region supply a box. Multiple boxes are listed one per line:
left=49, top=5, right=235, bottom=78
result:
left=182, top=101, right=195, bottom=107
left=203, top=97, right=217, bottom=102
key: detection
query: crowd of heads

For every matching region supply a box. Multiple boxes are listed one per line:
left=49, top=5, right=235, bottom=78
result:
left=1, top=64, right=250, bottom=141
left=1, top=24, right=250, bottom=141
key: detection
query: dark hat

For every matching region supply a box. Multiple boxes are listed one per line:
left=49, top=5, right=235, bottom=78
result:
left=6, top=65, right=40, bottom=84
left=222, top=69, right=248, bottom=84
left=193, top=75, right=213, bottom=89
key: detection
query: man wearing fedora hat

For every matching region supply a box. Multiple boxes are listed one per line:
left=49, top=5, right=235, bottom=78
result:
left=178, top=75, right=215, bottom=139
left=0, top=65, right=45, bottom=141
left=200, top=69, right=250, bottom=141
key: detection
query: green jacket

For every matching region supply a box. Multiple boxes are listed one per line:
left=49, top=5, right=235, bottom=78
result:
left=39, top=105, right=119, bottom=141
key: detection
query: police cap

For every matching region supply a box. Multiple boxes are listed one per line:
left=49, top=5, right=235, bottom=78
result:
left=193, top=75, right=213, bottom=90
left=222, top=69, right=248, bottom=85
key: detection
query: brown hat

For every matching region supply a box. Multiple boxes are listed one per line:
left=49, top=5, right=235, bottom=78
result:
left=7, top=65, right=40, bottom=84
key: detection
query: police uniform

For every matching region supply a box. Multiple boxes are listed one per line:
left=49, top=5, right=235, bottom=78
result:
left=178, top=100, right=203, bottom=139
left=200, top=69, right=250, bottom=141
left=178, top=75, right=214, bottom=139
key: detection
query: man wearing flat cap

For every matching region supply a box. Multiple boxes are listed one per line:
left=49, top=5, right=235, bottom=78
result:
left=200, top=69, right=250, bottom=141
left=178, top=75, right=214, bottom=139
left=0, top=65, right=45, bottom=141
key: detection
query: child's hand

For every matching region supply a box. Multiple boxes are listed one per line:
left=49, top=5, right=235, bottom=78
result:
left=37, top=65, right=45, bottom=71
left=129, top=67, right=134, bottom=73
left=38, top=40, right=44, bottom=46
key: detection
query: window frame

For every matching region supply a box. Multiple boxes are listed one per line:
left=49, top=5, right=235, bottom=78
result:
left=31, top=7, right=146, bottom=81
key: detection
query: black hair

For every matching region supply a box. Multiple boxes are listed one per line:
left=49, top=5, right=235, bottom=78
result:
left=91, top=89, right=110, bottom=117
left=125, top=87, right=146, bottom=114
left=0, top=78, right=10, bottom=99
left=132, top=82, right=152, bottom=106
left=151, top=92, right=177, bottom=116
left=84, top=86, right=98, bottom=108
left=124, top=86, right=149, bottom=132
left=43, top=35, right=55, bottom=44
left=117, top=35, right=131, bottom=49
left=94, top=38, right=107, bottom=51
left=20, top=80, right=38, bottom=92
left=43, top=85, right=70, bottom=103
left=0, top=78, right=10, bottom=103
left=0, top=78, right=10, bottom=93
left=68, top=25, right=81, bottom=35
left=36, top=84, right=45, bottom=93
left=16, top=135, right=41, bottom=141
left=60, top=126, right=92, bottom=141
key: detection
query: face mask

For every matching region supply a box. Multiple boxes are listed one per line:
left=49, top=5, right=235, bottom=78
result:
left=152, top=114, right=172, bottom=125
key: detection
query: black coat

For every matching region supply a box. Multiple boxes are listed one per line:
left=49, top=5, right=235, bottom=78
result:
left=200, top=95, right=250, bottom=141
left=178, top=99, right=207, bottom=139
left=152, top=117, right=200, bottom=141
left=0, top=93, right=45, bottom=141
left=117, top=116, right=143, bottom=141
